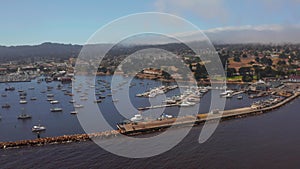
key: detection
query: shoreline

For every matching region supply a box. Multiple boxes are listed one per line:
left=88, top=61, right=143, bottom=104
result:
left=1, top=92, right=298, bottom=150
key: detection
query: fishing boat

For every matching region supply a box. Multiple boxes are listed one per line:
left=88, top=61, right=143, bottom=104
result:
left=2, top=103, right=10, bottom=109
left=32, top=124, right=46, bottom=132
left=5, top=87, right=15, bottom=91
left=50, top=108, right=63, bottom=112
left=94, top=99, right=102, bottom=103
left=18, top=113, right=32, bottom=120
left=70, top=111, right=78, bottom=115
left=98, top=96, right=105, bottom=99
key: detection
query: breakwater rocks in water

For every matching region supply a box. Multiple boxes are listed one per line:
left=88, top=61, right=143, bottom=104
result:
left=0, top=130, right=120, bottom=149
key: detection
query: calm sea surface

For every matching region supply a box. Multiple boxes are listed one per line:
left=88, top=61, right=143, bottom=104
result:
left=0, top=75, right=299, bottom=168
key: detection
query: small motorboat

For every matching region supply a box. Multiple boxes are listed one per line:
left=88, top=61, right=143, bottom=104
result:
left=46, top=94, right=54, bottom=97
left=30, top=97, right=37, bottom=100
left=18, top=114, right=32, bottom=119
left=237, top=95, right=243, bottom=100
left=70, top=111, right=78, bottom=115
left=5, top=87, right=15, bottom=91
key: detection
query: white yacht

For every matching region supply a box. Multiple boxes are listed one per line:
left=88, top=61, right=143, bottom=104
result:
left=130, top=114, right=143, bottom=122
left=19, top=100, right=27, bottom=104
left=32, top=124, right=46, bottom=132
left=220, top=90, right=234, bottom=96
left=180, top=101, right=195, bottom=107
left=69, top=99, right=75, bottom=103
left=74, top=104, right=84, bottom=108
left=222, top=93, right=233, bottom=98
left=50, top=100, right=59, bottom=104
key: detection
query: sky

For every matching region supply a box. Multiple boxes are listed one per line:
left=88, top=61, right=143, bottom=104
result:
left=0, top=0, right=300, bottom=45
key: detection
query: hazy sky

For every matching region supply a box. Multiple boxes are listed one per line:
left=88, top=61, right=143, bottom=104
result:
left=1, top=0, right=300, bottom=45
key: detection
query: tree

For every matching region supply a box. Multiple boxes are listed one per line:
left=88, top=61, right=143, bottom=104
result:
left=189, top=64, right=193, bottom=72
left=260, top=66, right=276, bottom=77
left=239, top=67, right=252, bottom=76
left=253, top=65, right=262, bottom=80
left=233, top=56, right=241, bottom=62
left=227, top=68, right=236, bottom=77
left=194, top=63, right=207, bottom=81
left=162, top=71, right=172, bottom=80
left=277, top=60, right=286, bottom=65
left=260, top=56, right=273, bottom=66
left=242, top=75, right=253, bottom=82
left=255, top=57, right=260, bottom=63
left=279, top=52, right=287, bottom=59
left=242, top=54, right=248, bottom=58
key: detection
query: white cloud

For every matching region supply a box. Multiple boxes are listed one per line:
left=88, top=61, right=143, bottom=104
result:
left=174, top=24, right=300, bottom=44
left=154, top=0, right=228, bottom=23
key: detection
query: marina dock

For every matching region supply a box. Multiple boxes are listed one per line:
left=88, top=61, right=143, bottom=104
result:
left=119, top=92, right=300, bottom=134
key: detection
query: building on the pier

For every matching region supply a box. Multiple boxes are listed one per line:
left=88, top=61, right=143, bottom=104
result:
left=249, top=80, right=269, bottom=91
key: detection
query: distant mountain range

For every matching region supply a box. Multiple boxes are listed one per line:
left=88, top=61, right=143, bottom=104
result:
left=0, top=42, right=192, bottom=63
left=0, top=42, right=82, bottom=62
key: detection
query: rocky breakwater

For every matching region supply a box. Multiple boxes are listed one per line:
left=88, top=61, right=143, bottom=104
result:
left=0, top=130, right=120, bottom=149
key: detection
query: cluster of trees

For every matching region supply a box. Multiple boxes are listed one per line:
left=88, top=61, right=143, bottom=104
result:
left=190, top=63, right=208, bottom=81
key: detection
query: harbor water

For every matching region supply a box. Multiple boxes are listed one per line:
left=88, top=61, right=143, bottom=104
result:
left=0, top=75, right=299, bottom=168
left=0, top=97, right=299, bottom=168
